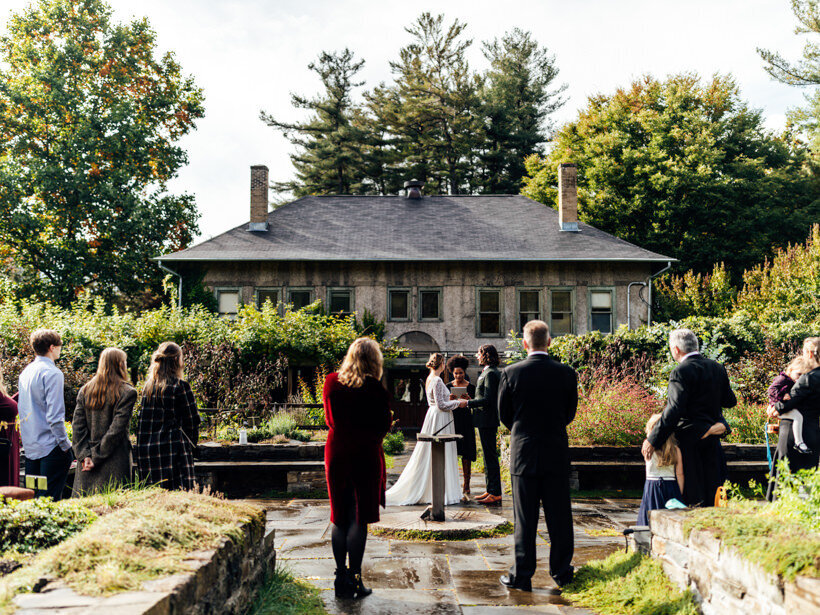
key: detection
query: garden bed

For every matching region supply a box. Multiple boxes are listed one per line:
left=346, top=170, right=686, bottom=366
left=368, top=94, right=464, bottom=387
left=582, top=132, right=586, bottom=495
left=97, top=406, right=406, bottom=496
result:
left=0, top=487, right=271, bottom=613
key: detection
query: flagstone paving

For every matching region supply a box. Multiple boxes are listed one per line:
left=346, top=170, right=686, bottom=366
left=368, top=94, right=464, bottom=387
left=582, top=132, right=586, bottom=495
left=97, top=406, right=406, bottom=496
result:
left=251, top=443, right=641, bottom=614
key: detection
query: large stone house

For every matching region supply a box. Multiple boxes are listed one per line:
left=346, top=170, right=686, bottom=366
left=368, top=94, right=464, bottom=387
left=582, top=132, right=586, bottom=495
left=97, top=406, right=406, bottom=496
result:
left=159, top=164, right=672, bottom=428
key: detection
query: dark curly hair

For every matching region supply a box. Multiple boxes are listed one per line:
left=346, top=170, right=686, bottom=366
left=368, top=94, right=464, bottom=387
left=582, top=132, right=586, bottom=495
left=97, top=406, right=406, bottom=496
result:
left=446, top=355, right=469, bottom=372
left=477, top=344, right=500, bottom=367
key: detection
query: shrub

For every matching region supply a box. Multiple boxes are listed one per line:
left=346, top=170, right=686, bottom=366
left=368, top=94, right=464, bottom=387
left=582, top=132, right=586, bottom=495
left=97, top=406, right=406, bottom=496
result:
left=246, top=412, right=311, bottom=443
left=723, top=402, right=767, bottom=444
left=655, top=262, right=737, bottom=320
left=383, top=431, right=405, bottom=455
left=0, top=497, right=97, bottom=554
left=568, top=378, right=662, bottom=446
left=726, top=338, right=799, bottom=404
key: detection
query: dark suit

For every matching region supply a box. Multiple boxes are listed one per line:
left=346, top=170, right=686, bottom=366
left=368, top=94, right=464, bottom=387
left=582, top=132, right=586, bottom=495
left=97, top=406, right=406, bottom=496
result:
left=648, top=353, right=737, bottom=507
left=467, top=366, right=501, bottom=495
left=498, top=353, right=577, bottom=585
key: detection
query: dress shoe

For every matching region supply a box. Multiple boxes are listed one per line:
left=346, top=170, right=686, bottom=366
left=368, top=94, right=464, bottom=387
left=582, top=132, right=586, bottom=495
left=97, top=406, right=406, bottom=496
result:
left=480, top=494, right=502, bottom=505
left=474, top=491, right=490, bottom=500
left=499, top=574, right=532, bottom=592
left=552, top=568, right=575, bottom=588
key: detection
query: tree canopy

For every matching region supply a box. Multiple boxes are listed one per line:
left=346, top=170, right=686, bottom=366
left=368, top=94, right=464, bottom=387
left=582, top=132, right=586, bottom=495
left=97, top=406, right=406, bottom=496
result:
left=264, top=13, right=565, bottom=196
left=0, top=0, right=204, bottom=306
left=522, top=73, right=820, bottom=275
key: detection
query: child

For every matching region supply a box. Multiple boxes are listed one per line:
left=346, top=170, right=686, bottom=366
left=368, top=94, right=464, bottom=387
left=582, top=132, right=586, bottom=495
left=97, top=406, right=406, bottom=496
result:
left=638, top=413, right=685, bottom=526
left=767, top=357, right=812, bottom=454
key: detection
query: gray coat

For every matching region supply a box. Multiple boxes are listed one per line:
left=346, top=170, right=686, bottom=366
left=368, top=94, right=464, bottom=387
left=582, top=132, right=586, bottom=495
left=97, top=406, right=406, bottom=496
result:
left=71, top=383, right=137, bottom=496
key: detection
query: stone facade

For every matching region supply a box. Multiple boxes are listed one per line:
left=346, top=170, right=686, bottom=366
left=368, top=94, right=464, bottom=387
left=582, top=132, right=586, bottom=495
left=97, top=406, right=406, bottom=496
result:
left=203, top=259, right=654, bottom=353
left=649, top=509, right=820, bottom=615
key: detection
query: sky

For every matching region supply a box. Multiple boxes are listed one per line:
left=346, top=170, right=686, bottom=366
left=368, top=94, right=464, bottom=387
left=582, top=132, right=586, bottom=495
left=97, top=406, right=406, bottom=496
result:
left=0, top=0, right=814, bottom=240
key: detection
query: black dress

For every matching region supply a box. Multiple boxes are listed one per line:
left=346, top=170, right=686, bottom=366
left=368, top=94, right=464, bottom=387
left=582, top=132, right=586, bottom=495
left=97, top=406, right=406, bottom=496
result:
left=766, top=367, right=820, bottom=501
left=448, top=381, right=477, bottom=462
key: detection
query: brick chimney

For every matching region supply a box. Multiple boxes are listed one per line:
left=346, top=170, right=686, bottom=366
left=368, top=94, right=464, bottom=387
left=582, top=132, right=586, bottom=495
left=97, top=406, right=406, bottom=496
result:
left=248, top=165, right=269, bottom=232
left=558, top=163, right=579, bottom=232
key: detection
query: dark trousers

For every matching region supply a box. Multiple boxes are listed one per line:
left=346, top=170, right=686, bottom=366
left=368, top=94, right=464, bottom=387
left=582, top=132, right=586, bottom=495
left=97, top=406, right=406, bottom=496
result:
left=510, top=472, right=574, bottom=584
left=680, top=435, right=726, bottom=507
left=478, top=428, right=502, bottom=496
left=25, top=445, right=72, bottom=501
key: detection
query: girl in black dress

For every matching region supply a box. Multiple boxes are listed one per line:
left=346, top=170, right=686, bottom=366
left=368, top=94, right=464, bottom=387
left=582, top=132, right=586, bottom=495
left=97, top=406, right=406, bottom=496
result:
left=447, top=355, right=476, bottom=499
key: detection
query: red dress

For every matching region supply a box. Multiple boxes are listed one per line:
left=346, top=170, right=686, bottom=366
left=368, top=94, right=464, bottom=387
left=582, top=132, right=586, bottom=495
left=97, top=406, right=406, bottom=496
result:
left=0, top=393, right=19, bottom=487
left=324, top=373, right=392, bottom=525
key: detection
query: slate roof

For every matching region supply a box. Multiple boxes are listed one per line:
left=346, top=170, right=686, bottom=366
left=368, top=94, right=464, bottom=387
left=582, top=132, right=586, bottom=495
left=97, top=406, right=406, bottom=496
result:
left=159, top=195, right=673, bottom=263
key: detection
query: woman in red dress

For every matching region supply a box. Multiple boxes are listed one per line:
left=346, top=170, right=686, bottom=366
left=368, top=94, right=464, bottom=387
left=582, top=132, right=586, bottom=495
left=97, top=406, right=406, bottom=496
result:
left=0, top=366, right=20, bottom=487
left=324, top=338, right=392, bottom=600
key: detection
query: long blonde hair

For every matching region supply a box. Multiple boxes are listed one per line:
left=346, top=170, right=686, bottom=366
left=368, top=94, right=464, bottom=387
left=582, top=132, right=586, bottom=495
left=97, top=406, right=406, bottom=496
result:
left=338, top=338, right=383, bottom=388
left=143, top=341, right=183, bottom=398
left=804, top=337, right=820, bottom=370
left=84, top=348, right=130, bottom=411
left=646, top=413, right=679, bottom=467
left=0, top=365, right=6, bottom=397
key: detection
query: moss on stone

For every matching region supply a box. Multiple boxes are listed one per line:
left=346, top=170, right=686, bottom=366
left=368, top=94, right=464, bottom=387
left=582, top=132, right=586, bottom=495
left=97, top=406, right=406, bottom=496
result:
left=369, top=520, right=513, bottom=541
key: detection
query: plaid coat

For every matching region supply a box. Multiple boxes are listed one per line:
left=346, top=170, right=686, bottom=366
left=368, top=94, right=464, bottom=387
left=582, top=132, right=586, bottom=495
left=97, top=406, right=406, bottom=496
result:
left=135, top=378, right=200, bottom=490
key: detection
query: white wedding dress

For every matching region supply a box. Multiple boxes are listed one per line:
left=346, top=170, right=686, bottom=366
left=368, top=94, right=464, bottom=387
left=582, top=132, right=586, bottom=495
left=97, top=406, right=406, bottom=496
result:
left=385, top=375, right=462, bottom=506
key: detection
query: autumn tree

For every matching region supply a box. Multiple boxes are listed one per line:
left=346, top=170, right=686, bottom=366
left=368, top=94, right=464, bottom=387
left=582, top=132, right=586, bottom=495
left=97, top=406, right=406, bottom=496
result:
left=0, top=0, right=204, bottom=306
left=522, top=74, right=820, bottom=275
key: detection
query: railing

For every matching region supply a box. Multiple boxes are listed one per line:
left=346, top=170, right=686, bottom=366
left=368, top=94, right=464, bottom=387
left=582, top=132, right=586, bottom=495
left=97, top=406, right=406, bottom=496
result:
left=200, top=403, right=325, bottom=440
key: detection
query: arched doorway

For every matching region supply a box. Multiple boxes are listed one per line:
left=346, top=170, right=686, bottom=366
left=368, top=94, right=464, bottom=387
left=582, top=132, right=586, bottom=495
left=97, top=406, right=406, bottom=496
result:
left=389, top=332, right=441, bottom=433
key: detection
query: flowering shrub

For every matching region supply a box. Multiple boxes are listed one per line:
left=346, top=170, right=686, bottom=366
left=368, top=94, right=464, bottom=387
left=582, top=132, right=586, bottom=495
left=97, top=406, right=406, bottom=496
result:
left=568, top=378, right=662, bottom=446
left=723, top=402, right=767, bottom=445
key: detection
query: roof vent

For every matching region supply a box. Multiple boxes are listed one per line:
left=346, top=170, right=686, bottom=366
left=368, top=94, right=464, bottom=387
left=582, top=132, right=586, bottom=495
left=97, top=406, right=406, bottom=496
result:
left=404, top=179, right=424, bottom=200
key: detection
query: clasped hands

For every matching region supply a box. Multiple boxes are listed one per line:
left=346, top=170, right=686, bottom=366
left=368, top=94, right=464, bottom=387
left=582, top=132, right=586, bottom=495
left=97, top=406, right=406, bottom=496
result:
left=449, top=393, right=470, bottom=408
left=80, top=458, right=94, bottom=472
left=640, top=421, right=728, bottom=461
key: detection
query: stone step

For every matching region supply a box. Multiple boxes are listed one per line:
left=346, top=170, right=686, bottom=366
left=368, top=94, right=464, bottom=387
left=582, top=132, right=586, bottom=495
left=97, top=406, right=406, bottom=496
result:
left=197, top=442, right=325, bottom=462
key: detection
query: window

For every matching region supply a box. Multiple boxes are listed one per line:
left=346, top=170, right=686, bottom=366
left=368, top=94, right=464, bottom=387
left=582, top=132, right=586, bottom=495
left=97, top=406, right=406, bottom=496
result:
left=255, top=288, right=280, bottom=309
left=327, top=288, right=354, bottom=316
left=287, top=288, right=313, bottom=310
left=215, top=288, right=241, bottom=317
left=388, top=288, right=411, bottom=321
left=590, top=289, right=614, bottom=334
left=517, top=289, right=541, bottom=331
left=477, top=288, right=503, bottom=337
left=419, top=288, right=441, bottom=321
left=550, top=289, right=574, bottom=336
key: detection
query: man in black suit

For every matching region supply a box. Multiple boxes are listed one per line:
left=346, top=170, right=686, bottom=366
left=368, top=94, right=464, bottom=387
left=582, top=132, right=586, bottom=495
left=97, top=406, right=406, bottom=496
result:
left=498, top=320, right=577, bottom=591
left=642, top=328, right=737, bottom=507
left=469, top=344, right=503, bottom=505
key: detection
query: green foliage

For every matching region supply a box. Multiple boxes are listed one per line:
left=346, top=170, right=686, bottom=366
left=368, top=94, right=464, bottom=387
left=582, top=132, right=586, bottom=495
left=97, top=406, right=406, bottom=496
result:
left=382, top=431, right=406, bottom=455
left=522, top=73, right=820, bottom=275
left=563, top=550, right=698, bottom=615
left=655, top=263, right=737, bottom=320
left=369, top=521, right=513, bottom=541
left=770, top=461, right=820, bottom=533
left=247, top=413, right=311, bottom=443
left=0, top=0, right=204, bottom=307
left=722, top=402, right=767, bottom=444
left=248, top=566, right=328, bottom=615
left=0, top=497, right=97, bottom=555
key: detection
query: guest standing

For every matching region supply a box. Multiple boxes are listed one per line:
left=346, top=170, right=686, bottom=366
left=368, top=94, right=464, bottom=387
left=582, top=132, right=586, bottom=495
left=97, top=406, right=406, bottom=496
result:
left=642, top=329, right=736, bottom=508
left=446, top=355, right=476, bottom=499
left=0, top=366, right=19, bottom=487
left=766, top=337, right=820, bottom=500
left=324, top=338, right=392, bottom=600
left=135, top=342, right=200, bottom=491
left=17, top=329, right=73, bottom=500
left=637, top=413, right=684, bottom=526
left=468, top=344, right=503, bottom=506
left=72, top=348, right=137, bottom=496
left=499, top=320, right=577, bottom=591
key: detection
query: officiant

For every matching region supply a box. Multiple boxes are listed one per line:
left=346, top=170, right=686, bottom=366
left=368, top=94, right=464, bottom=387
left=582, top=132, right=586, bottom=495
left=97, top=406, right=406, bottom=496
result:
left=447, top=355, right=476, bottom=499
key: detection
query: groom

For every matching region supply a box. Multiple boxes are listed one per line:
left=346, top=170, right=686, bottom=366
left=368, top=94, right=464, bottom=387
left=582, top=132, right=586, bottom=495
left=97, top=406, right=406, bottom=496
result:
left=498, top=320, right=577, bottom=591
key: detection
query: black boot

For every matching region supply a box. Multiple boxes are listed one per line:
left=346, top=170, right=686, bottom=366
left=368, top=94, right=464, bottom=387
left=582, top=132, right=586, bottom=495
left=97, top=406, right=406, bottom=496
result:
left=334, top=567, right=355, bottom=599
left=350, top=571, right=372, bottom=599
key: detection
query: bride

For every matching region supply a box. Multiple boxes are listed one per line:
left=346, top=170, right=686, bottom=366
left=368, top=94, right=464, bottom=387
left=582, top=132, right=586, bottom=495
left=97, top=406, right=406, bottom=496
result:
left=385, top=353, right=468, bottom=506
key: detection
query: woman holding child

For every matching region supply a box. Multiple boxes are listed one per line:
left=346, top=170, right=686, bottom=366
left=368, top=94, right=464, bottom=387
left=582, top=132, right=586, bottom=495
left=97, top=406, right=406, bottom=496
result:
left=766, top=337, right=820, bottom=500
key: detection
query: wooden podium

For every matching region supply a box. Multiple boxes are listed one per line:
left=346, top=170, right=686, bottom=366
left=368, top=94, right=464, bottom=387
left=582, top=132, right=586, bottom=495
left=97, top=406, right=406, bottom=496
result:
left=416, top=432, right=462, bottom=521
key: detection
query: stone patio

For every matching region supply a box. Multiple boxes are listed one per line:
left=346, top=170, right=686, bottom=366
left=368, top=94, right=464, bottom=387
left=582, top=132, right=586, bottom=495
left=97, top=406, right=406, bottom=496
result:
left=253, top=443, right=641, bottom=614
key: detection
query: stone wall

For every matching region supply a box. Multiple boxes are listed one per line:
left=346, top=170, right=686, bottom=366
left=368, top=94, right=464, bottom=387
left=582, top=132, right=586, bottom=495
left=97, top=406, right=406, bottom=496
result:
left=13, top=512, right=275, bottom=614
left=199, top=260, right=654, bottom=350
left=649, top=509, right=820, bottom=615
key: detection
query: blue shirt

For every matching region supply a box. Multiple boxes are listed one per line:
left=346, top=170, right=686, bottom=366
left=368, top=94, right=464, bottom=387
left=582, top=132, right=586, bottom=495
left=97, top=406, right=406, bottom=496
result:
left=17, top=356, right=71, bottom=459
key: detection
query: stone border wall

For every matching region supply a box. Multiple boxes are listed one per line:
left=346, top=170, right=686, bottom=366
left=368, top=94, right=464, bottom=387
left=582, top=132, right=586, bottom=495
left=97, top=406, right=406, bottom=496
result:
left=649, top=510, right=820, bottom=615
left=13, top=513, right=275, bottom=614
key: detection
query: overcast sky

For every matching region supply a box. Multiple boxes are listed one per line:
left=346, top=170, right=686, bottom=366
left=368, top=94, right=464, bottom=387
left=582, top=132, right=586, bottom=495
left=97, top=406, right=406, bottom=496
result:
left=0, top=0, right=814, bottom=240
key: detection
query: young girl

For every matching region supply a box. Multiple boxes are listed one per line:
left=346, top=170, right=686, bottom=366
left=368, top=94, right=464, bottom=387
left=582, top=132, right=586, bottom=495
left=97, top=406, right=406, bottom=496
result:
left=638, top=413, right=684, bottom=526
left=767, top=357, right=812, bottom=454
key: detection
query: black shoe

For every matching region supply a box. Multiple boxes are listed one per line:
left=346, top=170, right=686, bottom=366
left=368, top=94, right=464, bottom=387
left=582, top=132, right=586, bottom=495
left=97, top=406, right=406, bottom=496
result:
left=499, top=574, right=532, bottom=592
left=350, top=571, right=372, bottom=599
left=552, top=568, right=575, bottom=588
left=334, top=567, right=355, bottom=599
left=794, top=442, right=814, bottom=455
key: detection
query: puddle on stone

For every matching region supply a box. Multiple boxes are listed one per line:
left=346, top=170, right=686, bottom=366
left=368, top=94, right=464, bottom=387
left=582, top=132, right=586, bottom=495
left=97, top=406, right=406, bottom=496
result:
left=389, top=541, right=480, bottom=557
left=361, top=556, right=451, bottom=589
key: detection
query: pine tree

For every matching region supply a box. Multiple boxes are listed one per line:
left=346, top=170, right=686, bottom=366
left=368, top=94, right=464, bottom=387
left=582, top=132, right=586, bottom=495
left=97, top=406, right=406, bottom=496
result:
left=479, top=29, right=566, bottom=194
left=261, top=49, right=369, bottom=196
